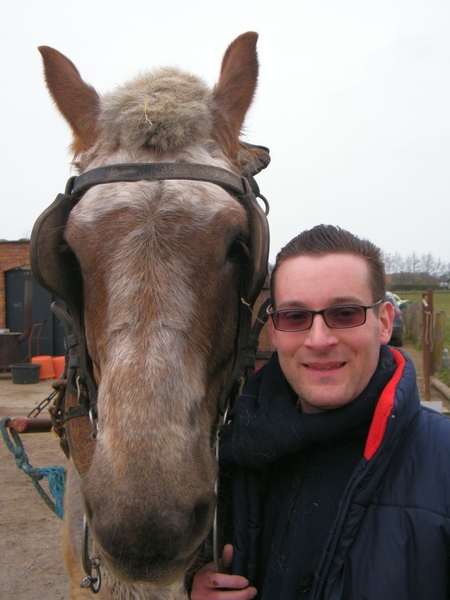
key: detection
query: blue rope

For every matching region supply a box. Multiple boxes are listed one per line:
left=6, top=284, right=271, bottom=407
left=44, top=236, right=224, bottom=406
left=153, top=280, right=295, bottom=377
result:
left=0, top=417, right=66, bottom=519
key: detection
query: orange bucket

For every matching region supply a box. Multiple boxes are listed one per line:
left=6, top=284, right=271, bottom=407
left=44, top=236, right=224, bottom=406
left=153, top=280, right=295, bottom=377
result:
left=52, top=355, right=65, bottom=379
left=31, top=355, right=55, bottom=380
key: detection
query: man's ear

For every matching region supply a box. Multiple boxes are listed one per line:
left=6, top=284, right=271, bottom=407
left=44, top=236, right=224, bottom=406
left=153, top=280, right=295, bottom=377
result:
left=380, top=300, right=395, bottom=345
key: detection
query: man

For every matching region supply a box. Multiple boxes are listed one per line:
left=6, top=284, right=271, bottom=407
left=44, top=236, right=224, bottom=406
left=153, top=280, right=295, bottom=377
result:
left=191, top=224, right=450, bottom=599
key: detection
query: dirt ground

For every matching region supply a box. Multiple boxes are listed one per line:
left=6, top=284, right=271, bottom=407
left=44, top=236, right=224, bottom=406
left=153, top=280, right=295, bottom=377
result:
left=0, top=343, right=448, bottom=600
left=0, top=374, right=70, bottom=599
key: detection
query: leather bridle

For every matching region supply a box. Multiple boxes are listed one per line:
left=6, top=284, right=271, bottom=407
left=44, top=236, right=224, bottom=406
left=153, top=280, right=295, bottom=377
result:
left=30, top=160, right=270, bottom=474
left=30, top=159, right=270, bottom=592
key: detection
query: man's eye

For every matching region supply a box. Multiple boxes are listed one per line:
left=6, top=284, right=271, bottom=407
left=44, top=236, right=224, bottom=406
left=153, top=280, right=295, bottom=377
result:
left=335, top=309, right=356, bottom=317
left=332, top=307, right=358, bottom=318
left=284, top=311, right=308, bottom=321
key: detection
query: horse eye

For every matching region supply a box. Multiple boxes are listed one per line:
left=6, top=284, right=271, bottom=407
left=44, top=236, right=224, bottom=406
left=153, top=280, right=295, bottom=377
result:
left=227, top=237, right=250, bottom=266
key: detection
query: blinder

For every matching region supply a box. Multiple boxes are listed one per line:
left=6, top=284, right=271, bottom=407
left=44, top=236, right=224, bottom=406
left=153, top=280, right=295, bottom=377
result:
left=30, top=177, right=82, bottom=311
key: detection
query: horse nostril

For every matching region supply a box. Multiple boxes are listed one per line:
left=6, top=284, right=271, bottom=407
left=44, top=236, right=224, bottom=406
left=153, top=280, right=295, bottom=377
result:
left=192, top=497, right=215, bottom=541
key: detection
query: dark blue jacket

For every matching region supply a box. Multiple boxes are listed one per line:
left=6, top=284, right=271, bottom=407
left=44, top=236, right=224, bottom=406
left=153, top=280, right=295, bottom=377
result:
left=220, top=347, right=450, bottom=599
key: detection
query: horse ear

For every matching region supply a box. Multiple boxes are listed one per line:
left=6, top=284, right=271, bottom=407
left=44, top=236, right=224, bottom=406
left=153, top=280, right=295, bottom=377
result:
left=38, top=46, right=100, bottom=156
left=212, top=32, right=259, bottom=162
left=236, top=141, right=271, bottom=177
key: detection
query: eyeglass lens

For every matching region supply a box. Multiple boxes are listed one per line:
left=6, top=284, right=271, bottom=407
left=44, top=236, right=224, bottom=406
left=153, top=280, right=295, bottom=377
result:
left=273, top=305, right=367, bottom=331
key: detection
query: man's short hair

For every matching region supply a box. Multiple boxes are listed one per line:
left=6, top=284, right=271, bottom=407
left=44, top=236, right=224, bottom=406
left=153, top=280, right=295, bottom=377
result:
left=270, top=224, right=386, bottom=306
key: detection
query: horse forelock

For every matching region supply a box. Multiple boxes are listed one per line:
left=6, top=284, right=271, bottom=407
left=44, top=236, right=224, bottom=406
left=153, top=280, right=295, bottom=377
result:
left=99, top=67, right=214, bottom=153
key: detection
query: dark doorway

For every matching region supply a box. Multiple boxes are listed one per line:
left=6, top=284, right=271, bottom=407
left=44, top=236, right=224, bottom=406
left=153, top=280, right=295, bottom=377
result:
left=5, top=267, right=66, bottom=360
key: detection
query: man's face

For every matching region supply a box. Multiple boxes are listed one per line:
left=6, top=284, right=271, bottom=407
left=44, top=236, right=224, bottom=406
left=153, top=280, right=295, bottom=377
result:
left=268, top=253, right=394, bottom=414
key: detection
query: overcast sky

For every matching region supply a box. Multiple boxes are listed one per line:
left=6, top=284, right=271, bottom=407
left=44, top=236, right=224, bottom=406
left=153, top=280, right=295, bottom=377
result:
left=1, top=0, right=449, bottom=264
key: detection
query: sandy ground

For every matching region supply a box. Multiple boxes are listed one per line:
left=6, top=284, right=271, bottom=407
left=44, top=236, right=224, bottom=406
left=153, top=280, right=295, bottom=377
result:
left=0, top=343, right=448, bottom=600
left=0, top=375, right=70, bottom=599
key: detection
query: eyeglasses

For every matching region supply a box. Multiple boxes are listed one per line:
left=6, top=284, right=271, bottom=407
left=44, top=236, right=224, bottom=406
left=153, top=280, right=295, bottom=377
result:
left=267, top=299, right=383, bottom=332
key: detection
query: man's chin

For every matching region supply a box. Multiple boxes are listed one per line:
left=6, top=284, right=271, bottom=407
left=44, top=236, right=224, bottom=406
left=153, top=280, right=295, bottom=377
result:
left=297, top=387, right=354, bottom=414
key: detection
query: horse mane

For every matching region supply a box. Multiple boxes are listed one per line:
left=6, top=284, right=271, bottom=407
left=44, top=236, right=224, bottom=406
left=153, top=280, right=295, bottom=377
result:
left=99, top=67, right=214, bottom=152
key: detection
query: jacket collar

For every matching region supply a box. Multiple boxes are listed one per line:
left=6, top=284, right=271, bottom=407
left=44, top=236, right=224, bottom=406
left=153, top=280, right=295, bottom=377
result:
left=222, top=345, right=398, bottom=469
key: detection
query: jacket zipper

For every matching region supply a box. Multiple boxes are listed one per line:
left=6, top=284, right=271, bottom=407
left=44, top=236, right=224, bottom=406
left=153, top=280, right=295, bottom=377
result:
left=279, top=453, right=309, bottom=560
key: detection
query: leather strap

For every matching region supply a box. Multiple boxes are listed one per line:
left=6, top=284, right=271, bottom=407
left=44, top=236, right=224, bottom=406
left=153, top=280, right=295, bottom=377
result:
left=38, top=161, right=270, bottom=478
left=64, top=391, right=96, bottom=476
left=70, top=163, right=249, bottom=198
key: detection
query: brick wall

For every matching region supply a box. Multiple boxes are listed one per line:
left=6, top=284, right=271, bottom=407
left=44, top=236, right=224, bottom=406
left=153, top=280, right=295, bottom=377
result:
left=0, top=240, right=30, bottom=328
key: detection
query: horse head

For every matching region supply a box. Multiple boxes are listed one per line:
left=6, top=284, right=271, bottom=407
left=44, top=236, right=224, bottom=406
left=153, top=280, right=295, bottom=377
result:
left=33, top=33, right=269, bottom=587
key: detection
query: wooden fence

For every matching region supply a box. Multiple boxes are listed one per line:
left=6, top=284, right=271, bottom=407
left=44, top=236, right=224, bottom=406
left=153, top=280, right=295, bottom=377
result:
left=402, top=301, right=446, bottom=372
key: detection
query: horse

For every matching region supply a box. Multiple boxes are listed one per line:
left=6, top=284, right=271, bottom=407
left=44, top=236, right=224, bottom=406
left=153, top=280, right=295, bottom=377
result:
left=31, top=32, right=270, bottom=599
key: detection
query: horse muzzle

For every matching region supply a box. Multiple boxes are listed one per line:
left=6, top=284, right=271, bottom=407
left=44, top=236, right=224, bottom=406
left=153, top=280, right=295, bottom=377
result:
left=81, top=470, right=216, bottom=583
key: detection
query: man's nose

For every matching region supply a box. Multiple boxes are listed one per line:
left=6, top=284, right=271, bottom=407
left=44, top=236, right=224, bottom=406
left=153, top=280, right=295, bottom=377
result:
left=304, top=313, right=338, bottom=347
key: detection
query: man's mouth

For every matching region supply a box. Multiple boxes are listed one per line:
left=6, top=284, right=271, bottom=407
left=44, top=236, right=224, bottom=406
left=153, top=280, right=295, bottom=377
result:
left=305, top=362, right=346, bottom=371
